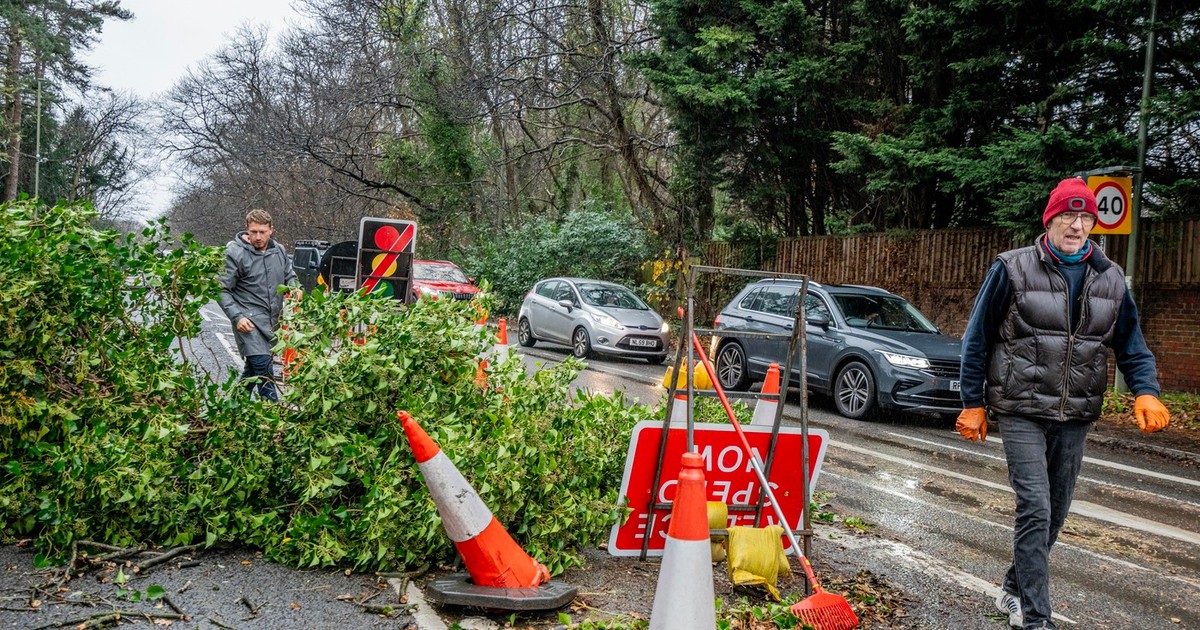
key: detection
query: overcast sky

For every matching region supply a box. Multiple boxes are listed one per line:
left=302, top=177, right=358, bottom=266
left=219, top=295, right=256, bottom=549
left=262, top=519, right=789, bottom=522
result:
left=83, top=0, right=303, bottom=219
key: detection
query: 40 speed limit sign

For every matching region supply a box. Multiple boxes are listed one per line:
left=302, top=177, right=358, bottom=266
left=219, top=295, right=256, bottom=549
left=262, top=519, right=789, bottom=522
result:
left=1087, top=176, right=1132, bottom=235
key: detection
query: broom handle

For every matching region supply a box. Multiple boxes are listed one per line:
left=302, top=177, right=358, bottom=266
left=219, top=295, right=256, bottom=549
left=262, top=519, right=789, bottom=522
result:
left=689, top=332, right=824, bottom=593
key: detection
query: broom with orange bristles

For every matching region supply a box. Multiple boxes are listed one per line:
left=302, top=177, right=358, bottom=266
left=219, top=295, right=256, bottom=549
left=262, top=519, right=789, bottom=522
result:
left=686, top=329, right=859, bottom=630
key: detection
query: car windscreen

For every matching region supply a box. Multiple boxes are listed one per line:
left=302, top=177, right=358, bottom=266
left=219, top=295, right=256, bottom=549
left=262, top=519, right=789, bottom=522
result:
left=832, top=294, right=938, bottom=332
left=577, top=283, right=649, bottom=310
left=414, top=263, right=469, bottom=283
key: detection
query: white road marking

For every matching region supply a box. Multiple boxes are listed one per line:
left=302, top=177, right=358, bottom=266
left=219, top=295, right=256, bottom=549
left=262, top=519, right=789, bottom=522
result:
left=817, top=520, right=1079, bottom=625
left=386, top=578, right=447, bottom=630
left=886, top=431, right=1200, bottom=508
left=822, top=471, right=1200, bottom=591
left=984, top=435, right=1200, bottom=489
left=214, top=331, right=243, bottom=368
left=831, top=440, right=1200, bottom=547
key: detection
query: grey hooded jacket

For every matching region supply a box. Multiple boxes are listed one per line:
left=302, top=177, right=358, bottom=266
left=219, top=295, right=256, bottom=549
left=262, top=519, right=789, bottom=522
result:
left=985, top=242, right=1126, bottom=422
left=218, top=232, right=297, bottom=357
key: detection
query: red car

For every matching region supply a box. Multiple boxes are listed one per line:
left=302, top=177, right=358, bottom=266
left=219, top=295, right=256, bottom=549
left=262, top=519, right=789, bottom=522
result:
left=411, top=260, right=480, bottom=300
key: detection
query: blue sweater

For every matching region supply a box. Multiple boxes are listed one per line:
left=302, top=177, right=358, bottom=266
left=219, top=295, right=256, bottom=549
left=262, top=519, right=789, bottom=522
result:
left=959, top=246, right=1160, bottom=409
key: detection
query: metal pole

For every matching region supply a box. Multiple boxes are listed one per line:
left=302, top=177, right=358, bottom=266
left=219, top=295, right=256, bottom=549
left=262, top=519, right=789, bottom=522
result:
left=1127, top=0, right=1157, bottom=298
left=685, top=266, right=696, bottom=452
left=33, top=75, right=40, bottom=199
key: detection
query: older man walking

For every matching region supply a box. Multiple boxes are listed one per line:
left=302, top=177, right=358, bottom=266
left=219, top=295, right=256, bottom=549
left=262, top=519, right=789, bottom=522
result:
left=956, top=177, right=1171, bottom=629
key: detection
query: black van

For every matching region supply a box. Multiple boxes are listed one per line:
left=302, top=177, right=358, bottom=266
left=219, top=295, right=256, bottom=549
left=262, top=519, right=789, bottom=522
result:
left=292, top=239, right=329, bottom=293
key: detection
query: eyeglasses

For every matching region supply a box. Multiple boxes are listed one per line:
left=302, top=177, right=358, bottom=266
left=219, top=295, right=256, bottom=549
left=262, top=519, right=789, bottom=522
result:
left=1056, top=212, right=1096, bottom=227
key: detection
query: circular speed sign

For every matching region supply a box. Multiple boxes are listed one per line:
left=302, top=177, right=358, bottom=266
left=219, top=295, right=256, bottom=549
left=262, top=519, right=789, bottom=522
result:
left=1092, top=181, right=1130, bottom=231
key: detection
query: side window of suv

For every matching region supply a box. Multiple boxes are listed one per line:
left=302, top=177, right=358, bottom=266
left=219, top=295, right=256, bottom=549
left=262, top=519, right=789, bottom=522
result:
left=738, top=288, right=763, bottom=312
left=805, top=293, right=833, bottom=323
left=758, top=286, right=800, bottom=317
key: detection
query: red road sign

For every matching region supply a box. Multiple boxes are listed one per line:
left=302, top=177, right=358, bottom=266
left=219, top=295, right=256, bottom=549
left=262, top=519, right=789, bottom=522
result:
left=357, top=218, right=417, bottom=299
left=607, top=421, right=828, bottom=556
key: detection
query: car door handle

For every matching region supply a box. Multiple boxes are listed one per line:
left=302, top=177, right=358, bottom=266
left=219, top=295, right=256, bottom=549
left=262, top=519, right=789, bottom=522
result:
left=745, top=315, right=755, bottom=321
left=784, top=324, right=793, bottom=330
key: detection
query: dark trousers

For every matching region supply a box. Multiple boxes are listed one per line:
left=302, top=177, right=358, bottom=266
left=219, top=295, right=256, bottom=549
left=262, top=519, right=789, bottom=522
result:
left=241, top=354, right=279, bottom=402
left=999, top=415, right=1091, bottom=629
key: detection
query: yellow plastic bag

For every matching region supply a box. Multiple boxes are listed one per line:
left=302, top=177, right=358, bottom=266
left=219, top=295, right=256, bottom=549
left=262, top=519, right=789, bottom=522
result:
left=707, top=501, right=728, bottom=562
left=662, top=362, right=714, bottom=390
left=726, top=525, right=791, bottom=600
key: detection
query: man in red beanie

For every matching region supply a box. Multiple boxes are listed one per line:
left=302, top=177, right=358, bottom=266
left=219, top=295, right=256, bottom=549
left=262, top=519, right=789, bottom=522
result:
left=955, top=178, right=1170, bottom=629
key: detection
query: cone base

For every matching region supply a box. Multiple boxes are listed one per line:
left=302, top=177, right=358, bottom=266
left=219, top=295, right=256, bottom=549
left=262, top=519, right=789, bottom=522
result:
left=425, top=573, right=578, bottom=612
left=455, top=517, right=550, bottom=588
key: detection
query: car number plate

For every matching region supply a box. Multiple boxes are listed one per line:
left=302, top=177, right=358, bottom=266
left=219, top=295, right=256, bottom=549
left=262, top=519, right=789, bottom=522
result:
left=629, top=338, right=657, bottom=348
left=949, top=380, right=961, bottom=392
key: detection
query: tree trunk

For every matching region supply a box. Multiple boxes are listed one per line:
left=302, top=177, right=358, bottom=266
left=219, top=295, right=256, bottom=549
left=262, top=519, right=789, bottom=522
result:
left=4, top=27, right=24, bottom=201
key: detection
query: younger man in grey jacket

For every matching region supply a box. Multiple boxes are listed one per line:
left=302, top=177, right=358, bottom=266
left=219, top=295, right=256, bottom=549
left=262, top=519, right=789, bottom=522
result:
left=218, top=209, right=300, bottom=401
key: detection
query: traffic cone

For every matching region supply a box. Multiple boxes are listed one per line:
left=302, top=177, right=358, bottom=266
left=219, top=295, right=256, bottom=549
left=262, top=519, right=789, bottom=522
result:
left=397, top=411, right=550, bottom=588
left=474, top=358, right=489, bottom=389
left=662, top=363, right=712, bottom=424
left=495, top=318, right=510, bottom=362
left=750, top=363, right=781, bottom=426
left=649, top=451, right=717, bottom=630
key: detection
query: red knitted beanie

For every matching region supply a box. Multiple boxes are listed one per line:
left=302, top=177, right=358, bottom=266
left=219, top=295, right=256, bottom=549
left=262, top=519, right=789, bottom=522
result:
left=1043, top=178, right=1098, bottom=227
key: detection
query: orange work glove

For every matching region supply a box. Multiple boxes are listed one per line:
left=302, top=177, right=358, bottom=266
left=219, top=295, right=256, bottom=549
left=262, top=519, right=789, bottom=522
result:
left=956, top=407, right=988, bottom=442
left=1134, top=395, right=1170, bottom=433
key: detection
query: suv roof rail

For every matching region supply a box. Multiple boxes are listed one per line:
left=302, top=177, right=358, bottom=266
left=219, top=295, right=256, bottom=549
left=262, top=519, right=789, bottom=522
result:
left=833, top=283, right=891, bottom=294
left=295, top=239, right=330, bottom=248
left=757, top=277, right=821, bottom=288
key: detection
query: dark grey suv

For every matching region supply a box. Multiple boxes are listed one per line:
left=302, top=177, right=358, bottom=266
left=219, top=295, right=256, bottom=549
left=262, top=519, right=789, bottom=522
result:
left=712, top=280, right=963, bottom=419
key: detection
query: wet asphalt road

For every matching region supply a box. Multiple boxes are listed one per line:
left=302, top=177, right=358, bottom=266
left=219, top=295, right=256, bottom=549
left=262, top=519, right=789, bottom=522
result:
left=6, top=305, right=1192, bottom=629
left=518, top=339, right=1200, bottom=630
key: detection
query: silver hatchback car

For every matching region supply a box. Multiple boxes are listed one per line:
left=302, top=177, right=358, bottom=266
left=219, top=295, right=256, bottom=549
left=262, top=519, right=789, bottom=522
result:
left=517, top=278, right=671, bottom=363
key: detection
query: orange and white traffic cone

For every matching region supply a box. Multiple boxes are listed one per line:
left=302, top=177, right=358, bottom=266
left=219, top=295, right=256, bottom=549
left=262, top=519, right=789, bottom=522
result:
left=649, top=451, right=716, bottom=629
left=668, top=390, right=689, bottom=424
left=750, top=363, right=781, bottom=426
left=474, top=358, right=489, bottom=389
left=397, top=411, right=549, bottom=588
left=495, top=317, right=510, bottom=363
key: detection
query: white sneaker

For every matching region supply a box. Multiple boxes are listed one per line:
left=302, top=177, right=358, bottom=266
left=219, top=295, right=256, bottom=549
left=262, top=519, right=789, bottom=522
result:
left=995, top=590, right=1023, bottom=628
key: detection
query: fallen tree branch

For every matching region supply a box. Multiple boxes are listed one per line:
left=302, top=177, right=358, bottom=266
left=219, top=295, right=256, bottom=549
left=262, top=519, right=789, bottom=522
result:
left=207, top=616, right=235, bottom=629
left=75, top=541, right=129, bottom=553
left=32, top=610, right=186, bottom=629
left=240, top=595, right=261, bottom=616
left=134, top=544, right=203, bottom=574
left=161, top=594, right=186, bottom=618
left=91, top=544, right=148, bottom=563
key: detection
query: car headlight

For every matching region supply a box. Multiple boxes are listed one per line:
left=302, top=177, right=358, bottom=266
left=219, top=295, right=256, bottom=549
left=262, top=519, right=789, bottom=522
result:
left=418, top=286, right=444, bottom=297
left=660, top=321, right=670, bottom=334
left=878, top=351, right=930, bottom=369
left=595, top=312, right=623, bottom=329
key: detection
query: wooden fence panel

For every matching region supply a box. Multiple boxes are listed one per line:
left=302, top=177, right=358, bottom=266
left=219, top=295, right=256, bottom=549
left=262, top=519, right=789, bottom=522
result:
left=707, top=219, right=1199, bottom=288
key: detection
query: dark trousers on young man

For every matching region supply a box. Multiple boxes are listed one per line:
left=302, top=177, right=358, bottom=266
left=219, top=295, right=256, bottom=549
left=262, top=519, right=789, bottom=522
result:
left=241, top=354, right=279, bottom=401
left=998, top=415, right=1091, bottom=630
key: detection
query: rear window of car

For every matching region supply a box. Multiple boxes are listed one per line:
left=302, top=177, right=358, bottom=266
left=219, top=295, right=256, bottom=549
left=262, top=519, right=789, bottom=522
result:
left=414, top=262, right=469, bottom=283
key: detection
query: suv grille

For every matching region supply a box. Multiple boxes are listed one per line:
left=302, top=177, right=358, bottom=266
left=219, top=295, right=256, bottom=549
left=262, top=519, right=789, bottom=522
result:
left=451, top=292, right=474, bottom=300
left=923, top=359, right=960, bottom=379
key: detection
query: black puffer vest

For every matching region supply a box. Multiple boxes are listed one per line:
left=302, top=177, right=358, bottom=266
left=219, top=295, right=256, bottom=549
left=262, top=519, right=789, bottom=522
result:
left=985, top=240, right=1126, bottom=422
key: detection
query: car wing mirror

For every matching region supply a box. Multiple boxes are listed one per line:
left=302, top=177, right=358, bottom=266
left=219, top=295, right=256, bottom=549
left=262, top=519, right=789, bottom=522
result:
left=557, top=299, right=574, bottom=312
left=806, top=314, right=831, bottom=329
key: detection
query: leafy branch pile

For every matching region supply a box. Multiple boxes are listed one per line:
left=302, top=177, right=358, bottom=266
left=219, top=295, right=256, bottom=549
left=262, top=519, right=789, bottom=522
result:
left=0, top=201, right=644, bottom=574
